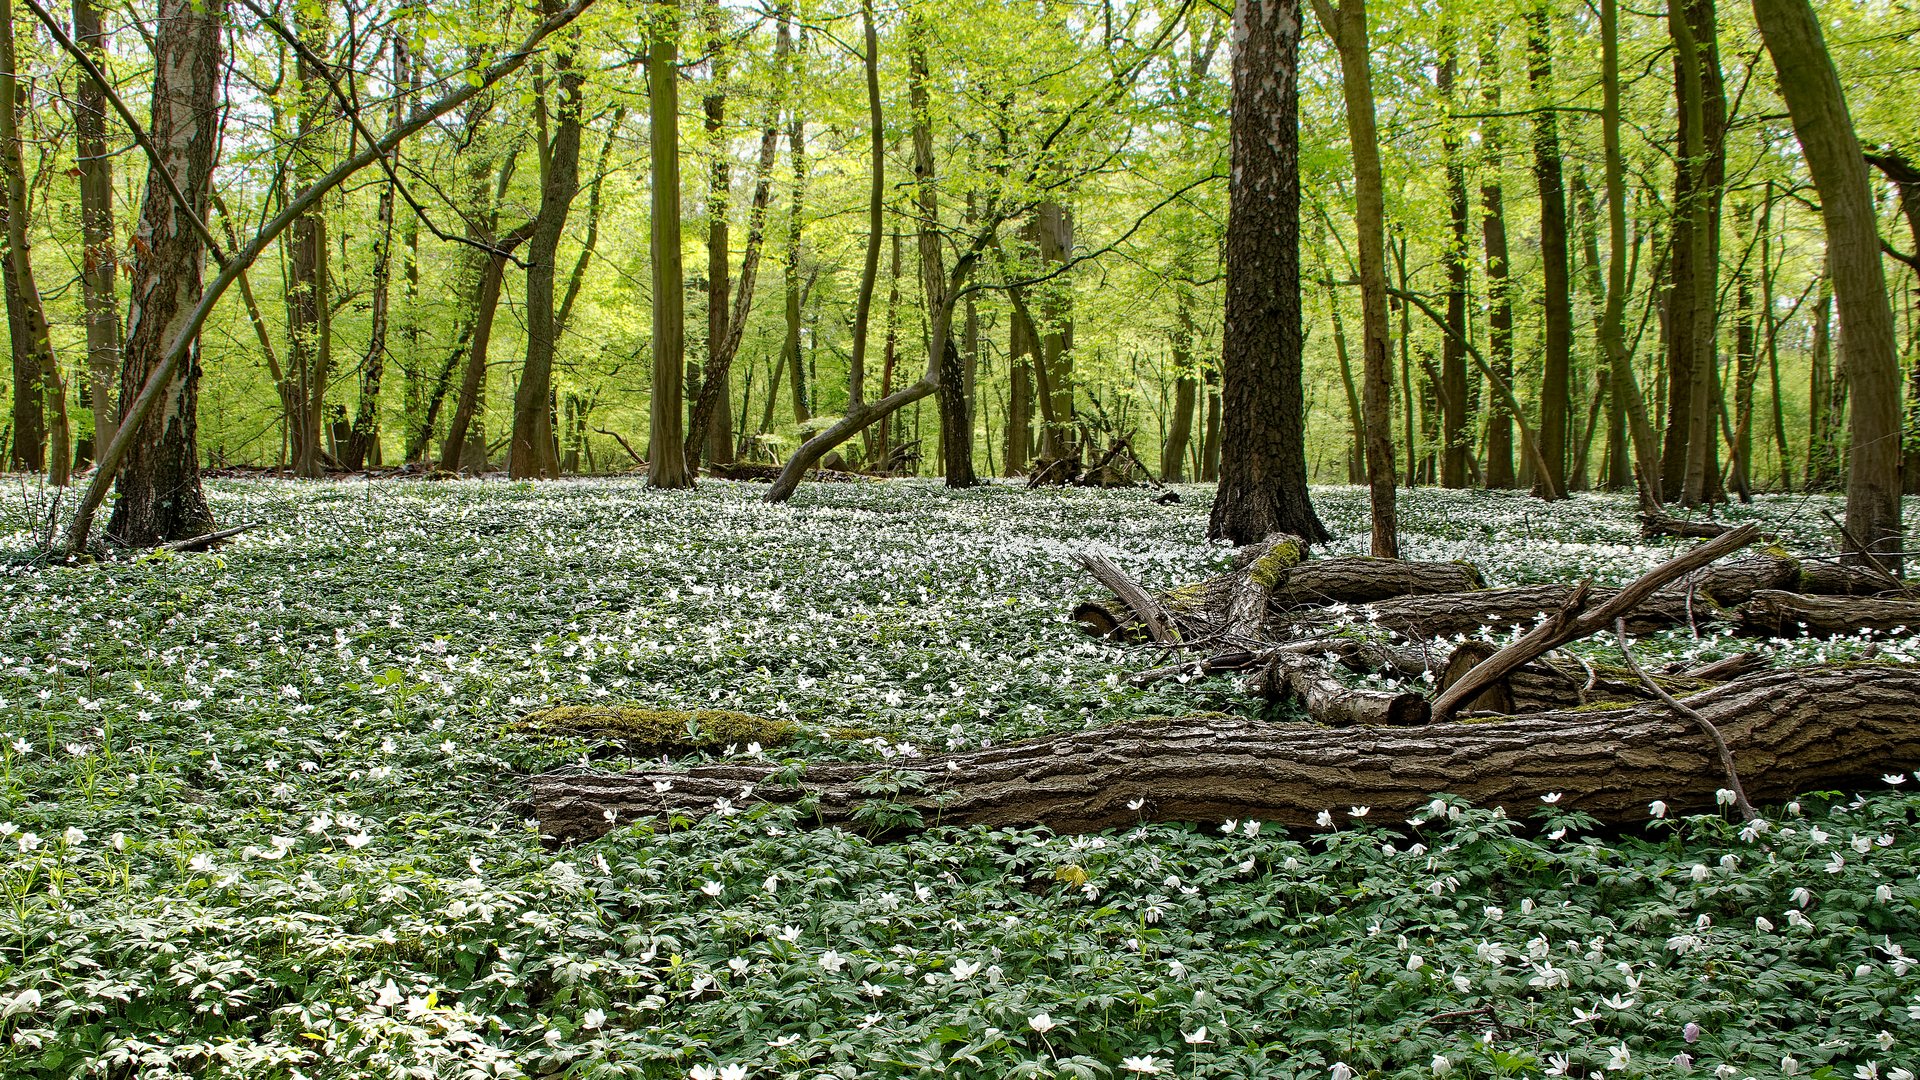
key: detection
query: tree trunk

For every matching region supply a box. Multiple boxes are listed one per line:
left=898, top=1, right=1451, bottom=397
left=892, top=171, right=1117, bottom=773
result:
left=847, top=0, right=884, bottom=456
left=910, top=14, right=975, bottom=490
left=647, top=0, right=693, bottom=489
left=1208, top=0, right=1326, bottom=544
left=1324, top=272, right=1366, bottom=484
left=533, top=665, right=1920, bottom=841
left=1752, top=0, right=1903, bottom=570
left=1740, top=592, right=1920, bottom=637
left=782, top=99, right=810, bottom=426
left=0, top=1, right=69, bottom=485
left=72, top=0, right=121, bottom=460
left=1600, top=0, right=1663, bottom=509
left=1438, top=34, right=1470, bottom=490
left=342, top=36, right=410, bottom=471
left=106, top=0, right=220, bottom=545
left=1527, top=4, right=1570, bottom=501
left=510, top=4, right=584, bottom=480
left=685, top=11, right=791, bottom=472
left=1477, top=32, right=1515, bottom=489
left=1805, top=281, right=1841, bottom=491
left=1006, top=302, right=1033, bottom=475
left=286, top=11, right=332, bottom=479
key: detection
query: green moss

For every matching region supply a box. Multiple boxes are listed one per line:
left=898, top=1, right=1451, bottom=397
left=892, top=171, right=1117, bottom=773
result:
left=513, top=705, right=795, bottom=753
left=1248, top=541, right=1305, bottom=589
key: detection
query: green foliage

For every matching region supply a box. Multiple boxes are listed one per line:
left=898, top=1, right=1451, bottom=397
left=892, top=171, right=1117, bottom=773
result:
left=0, top=480, right=1917, bottom=1078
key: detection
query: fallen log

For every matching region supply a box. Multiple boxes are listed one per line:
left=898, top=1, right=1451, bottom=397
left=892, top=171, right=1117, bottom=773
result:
left=1321, top=584, right=1721, bottom=639
left=1640, top=514, right=1735, bottom=539
left=1796, top=561, right=1899, bottom=596
left=1430, top=525, right=1761, bottom=723
left=530, top=664, right=1920, bottom=842
left=1270, top=557, right=1486, bottom=608
left=1739, top=590, right=1920, bottom=637
left=1246, top=652, right=1431, bottom=726
left=1674, top=552, right=1800, bottom=606
left=1075, top=553, right=1177, bottom=644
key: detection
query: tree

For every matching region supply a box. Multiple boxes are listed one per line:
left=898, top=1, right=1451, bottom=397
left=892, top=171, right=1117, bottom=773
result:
left=104, top=0, right=224, bottom=545
left=1310, top=0, right=1394, bottom=554
left=1526, top=4, right=1570, bottom=502
left=1752, top=0, right=1903, bottom=568
left=1477, top=29, right=1514, bottom=490
left=511, top=0, right=586, bottom=480
left=647, top=0, right=693, bottom=489
left=1208, top=0, right=1326, bottom=546
left=0, top=0, right=69, bottom=484
left=71, top=0, right=120, bottom=459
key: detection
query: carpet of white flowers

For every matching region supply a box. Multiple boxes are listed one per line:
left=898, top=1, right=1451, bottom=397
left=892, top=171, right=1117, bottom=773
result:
left=1, top=477, right=1916, bottom=1080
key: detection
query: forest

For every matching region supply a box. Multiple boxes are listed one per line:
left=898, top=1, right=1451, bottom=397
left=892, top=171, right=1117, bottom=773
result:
left=4, top=0, right=1920, bottom=1075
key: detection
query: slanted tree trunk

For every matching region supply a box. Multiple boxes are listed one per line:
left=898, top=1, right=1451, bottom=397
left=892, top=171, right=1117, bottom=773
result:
left=510, top=2, right=584, bottom=480
left=106, top=0, right=221, bottom=545
left=0, top=0, right=69, bottom=485
left=533, top=665, right=1920, bottom=841
left=1752, top=0, right=1904, bottom=570
left=72, top=0, right=121, bottom=460
left=647, top=0, right=693, bottom=489
left=1477, top=31, right=1515, bottom=489
left=1527, top=4, right=1571, bottom=501
left=1311, top=0, right=1392, bottom=552
left=847, top=0, right=884, bottom=462
left=1209, top=0, right=1326, bottom=545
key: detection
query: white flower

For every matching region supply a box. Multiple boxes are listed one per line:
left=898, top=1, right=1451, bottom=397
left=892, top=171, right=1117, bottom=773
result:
left=581, top=1008, right=605, bottom=1030
left=1316, top=810, right=1335, bottom=827
left=1349, top=806, right=1371, bottom=818
left=951, top=959, right=982, bottom=981
left=1888, top=1068, right=1914, bottom=1080
left=1856, top=1065, right=1879, bottom=1080
left=1827, top=853, right=1847, bottom=874
left=1715, top=788, right=1736, bottom=806
left=1545, top=1053, right=1571, bottom=1076
left=345, top=831, right=371, bottom=849
left=1878, top=884, right=1895, bottom=904
left=1432, top=1054, right=1453, bottom=1076
left=375, top=980, right=404, bottom=1008
left=1331, top=1063, right=1355, bottom=1080
left=1607, top=1044, right=1631, bottom=1070
left=1122, top=1056, right=1165, bottom=1075
left=1756, top=916, right=1775, bottom=932
left=1884, top=773, right=1908, bottom=786
left=62, top=827, right=85, bottom=846
left=1714, top=1064, right=1736, bottom=1080
left=700, top=880, right=723, bottom=897
left=16, top=832, right=39, bottom=852
left=1221, top=819, right=1238, bottom=835
left=819, top=950, right=847, bottom=973
left=1406, top=954, right=1426, bottom=972
left=720, top=1067, right=748, bottom=1080
left=1650, top=800, right=1668, bottom=818
left=1541, top=792, right=1563, bottom=804
left=1876, top=1031, right=1895, bottom=1051
left=1184, top=1026, right=1211, bottom=1045
left=688, top=1067, right=718, bottom=1080
left=1028, top=1012, right=1057, bottom=1034
left=653, top=779, right=673, bottom=793
left=1782, top=1056, right=1800, bottom=1075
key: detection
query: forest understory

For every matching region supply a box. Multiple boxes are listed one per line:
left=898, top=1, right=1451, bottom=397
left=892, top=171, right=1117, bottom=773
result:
left=2, top=478, right=1917, bottom=1079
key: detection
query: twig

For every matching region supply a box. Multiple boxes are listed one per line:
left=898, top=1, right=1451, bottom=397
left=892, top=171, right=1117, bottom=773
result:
left=1614, top=617, right=1757, bottom=821
left=1075, top=552, right=1175, bottom=644
left=1819, top=509, right=1905, bottom=591
left=157, top=523, right=260, bottom=553
left=594, top=429, right=646, bottom=467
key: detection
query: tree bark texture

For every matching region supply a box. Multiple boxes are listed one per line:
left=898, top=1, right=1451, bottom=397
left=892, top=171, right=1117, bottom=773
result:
left=72, top=0, right=121, bottom=457
left=0, top=0, right=69, bottom=484
left=1526, top=5, right=1571, bottom=501
left=532, top=665, right=1920, bottom=841
left=1478, top=31, right=1515, bottom=489
left=511, top=3, right=584, bottom=480
left=647, top=0, right=693, bottom=488
left=1751, top=0, right=1904, bottom=570
left=106, top=0, right=221, bottom=545
left=1209, top=0, right=1327, bottom=547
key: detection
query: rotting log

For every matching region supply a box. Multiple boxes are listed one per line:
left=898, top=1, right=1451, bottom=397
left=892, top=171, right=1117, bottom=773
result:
left=1796, top=561, right=1900, bottom=596
left=1245, top=652, right=1430, bottom=726
left=1320, top=584, right=1721, bottom=639
left=1674, top=552, right=1800, bottom=606
left=1429, top=525, right=1761, bottom=723
left=1270, top=557, right=1486, bottom=607
left=1740, top=590, right=1920, bottom=637
left=1640, top=514, right=1737, bottom=539
left=530, top=665, right=1920, bottom=842
left=1075, top=552, right=1176, bottom=643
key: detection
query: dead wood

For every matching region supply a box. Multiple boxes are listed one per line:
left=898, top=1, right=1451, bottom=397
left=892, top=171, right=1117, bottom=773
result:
left=1739, top=590, right=1920, bottom=637
left=1616, top=617, right=1756, bottom=820
left=1796, top=561, right=1902, bottom=596
left=1640, top=514, right=1736, bottom=539
left=531, top=664, right=1920, bottom=842
left=1429, top=525, right=1761, bottom=723
left=1311, top=584, right=1718, bottom=640
left=1270, top=558, right=1486, bottom=607
left=1674, top=552, right=1800, bottom=606
left=1246, top=652, right=1431, bottom=726
left=1680, top=651, right=1768, bottom=681
left=156, top=523, right=260, bottom=553
left=1075, top=552, right=1176, bottom=644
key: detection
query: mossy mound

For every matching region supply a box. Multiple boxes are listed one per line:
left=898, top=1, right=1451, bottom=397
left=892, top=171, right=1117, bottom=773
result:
left=514, top=705, right=796, bottom=754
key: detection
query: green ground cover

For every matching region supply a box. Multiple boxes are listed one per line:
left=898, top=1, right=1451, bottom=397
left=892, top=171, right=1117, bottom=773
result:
left=0, top=479, right=1914, bottom=1079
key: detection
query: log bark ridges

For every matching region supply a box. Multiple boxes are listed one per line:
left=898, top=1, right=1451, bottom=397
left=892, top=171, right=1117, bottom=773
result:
left=532, top=664, right=1920, bottom=842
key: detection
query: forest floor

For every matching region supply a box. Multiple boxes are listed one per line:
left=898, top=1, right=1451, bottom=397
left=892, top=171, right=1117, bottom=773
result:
left=1, top=478, right=1916, bottom=1079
